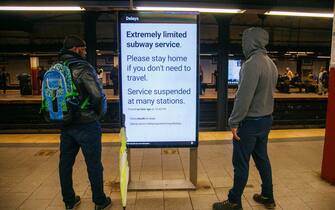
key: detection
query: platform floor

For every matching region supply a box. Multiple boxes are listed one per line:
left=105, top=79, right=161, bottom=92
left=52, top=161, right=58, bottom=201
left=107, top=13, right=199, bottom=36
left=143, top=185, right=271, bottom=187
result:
left=0, top=129, right=334, bottom=210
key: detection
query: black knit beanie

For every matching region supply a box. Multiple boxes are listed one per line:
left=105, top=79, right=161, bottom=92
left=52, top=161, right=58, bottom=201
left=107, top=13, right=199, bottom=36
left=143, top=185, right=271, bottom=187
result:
left=63, top=35, right=86, bottom=49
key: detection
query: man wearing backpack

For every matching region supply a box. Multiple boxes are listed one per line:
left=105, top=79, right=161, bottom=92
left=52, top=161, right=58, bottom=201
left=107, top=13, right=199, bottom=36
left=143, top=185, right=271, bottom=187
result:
left=58, top=35, right=111, bottom=210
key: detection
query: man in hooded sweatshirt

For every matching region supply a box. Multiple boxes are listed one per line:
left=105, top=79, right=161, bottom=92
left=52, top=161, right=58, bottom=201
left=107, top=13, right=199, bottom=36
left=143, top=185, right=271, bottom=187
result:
left=213, top=27, right=278, bottom=210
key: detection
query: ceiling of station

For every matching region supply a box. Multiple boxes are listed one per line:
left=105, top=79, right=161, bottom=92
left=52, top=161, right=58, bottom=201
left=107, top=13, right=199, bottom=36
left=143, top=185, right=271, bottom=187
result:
left=0, top=0, right=333, bottom=11
left=0, top=0, right=333, bottom=56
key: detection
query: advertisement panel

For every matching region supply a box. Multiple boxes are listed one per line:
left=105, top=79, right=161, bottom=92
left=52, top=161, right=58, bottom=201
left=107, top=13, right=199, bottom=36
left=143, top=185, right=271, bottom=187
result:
left=119, top=11, right=199, bottom=148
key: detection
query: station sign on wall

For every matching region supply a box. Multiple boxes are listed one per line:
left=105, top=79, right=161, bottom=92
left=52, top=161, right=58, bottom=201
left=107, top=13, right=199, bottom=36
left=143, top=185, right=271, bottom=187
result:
left=118, top=11, right=199, bottom=148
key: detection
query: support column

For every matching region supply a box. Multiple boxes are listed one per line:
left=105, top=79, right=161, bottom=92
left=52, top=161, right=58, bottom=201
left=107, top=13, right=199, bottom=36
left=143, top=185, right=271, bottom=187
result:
left=215, top=15, right=231, bottom=130
left=321, top=0, right=335, bottom=184
left=30, top=56, right=39, bottom=95
left=296, top=57, right=302, bottom=77
left=83, top=11, right=98, bottom=67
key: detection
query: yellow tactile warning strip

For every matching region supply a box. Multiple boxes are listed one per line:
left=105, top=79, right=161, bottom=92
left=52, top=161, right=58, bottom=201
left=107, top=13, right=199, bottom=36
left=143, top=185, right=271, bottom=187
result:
left=0, top=129, right=325, bottom=144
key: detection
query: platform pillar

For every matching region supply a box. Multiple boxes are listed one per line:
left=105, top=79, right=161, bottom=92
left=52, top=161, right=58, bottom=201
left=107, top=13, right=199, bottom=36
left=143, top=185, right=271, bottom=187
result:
left=83, top=11, right=98, bottom=68
left=30, top=56, right=39, bottom=95
left=215, top=15, right=231, bottom=131
left=321, top=0, right=335, bottom=184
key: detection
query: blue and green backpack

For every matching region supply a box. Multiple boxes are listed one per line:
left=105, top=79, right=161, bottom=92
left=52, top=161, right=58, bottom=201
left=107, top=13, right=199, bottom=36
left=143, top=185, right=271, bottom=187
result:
left=41, top=60, right=89, bottom=123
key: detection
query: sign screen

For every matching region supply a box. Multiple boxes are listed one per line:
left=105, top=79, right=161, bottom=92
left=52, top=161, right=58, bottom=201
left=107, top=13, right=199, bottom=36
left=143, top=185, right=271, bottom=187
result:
left=228, top=59, right=242, bottom=85
left=119, top=12, right=199, bottom=148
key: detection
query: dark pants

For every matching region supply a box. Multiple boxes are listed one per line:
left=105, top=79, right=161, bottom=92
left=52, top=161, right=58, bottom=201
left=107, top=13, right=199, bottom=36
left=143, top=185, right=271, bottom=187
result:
left=112, top=80, right=118, bottom=95
left=228, top=115, right=274, bottom=206
left=59, top=121, right=107, bottom=205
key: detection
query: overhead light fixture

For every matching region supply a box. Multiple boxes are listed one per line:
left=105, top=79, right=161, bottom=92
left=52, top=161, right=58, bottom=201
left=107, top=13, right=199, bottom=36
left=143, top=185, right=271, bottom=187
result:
left=265, top=11, right=333, bottom=18
left=0, top=6, right=85, bottom=11
left=135, top=7, right=245, bottom=14
left=317, top=56, right=330, bottom=59
left=287, top=51, right=314, bottom=54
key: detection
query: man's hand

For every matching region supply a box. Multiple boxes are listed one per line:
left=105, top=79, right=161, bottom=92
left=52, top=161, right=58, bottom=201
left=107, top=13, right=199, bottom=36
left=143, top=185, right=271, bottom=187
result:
left=231, top=128, right=240, bottom=141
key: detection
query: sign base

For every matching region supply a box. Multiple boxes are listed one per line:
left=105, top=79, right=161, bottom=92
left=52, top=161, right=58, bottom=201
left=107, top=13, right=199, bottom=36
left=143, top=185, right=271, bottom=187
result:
left=128, top=179, right=196, bottom=191
left=127, top=148, right=198, bottom=191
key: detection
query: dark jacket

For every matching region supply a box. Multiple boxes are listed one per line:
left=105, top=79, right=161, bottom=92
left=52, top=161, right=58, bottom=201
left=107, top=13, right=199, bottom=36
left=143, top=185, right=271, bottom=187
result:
left=59, top=49, right=105, bottom=124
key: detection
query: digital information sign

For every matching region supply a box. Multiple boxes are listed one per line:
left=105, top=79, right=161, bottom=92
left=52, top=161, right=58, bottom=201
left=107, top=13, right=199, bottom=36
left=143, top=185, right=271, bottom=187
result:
left=119, top=12, right=199, bottom=148
left=228, top=59, right=242, bottom=85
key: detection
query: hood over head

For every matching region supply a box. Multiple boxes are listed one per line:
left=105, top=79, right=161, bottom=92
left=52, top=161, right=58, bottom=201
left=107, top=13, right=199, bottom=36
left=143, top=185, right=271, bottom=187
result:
left=242, top=27, right=269, bottom=58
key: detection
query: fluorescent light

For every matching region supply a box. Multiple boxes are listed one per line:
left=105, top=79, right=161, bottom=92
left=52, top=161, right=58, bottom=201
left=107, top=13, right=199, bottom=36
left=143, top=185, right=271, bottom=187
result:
left=317, top=56, right=330, bottom=59
left=265, top=11, right=333, bottom=18
left=287, top=51, right=314, bottom=54
left=0, top=6, right=85, bottom=11
left=135, top=7, right=245, bottom=13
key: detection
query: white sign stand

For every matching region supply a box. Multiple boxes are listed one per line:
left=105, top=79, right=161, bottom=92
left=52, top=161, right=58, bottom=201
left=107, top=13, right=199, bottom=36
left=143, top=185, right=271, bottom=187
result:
left=128, top=148, right=197, bottom=190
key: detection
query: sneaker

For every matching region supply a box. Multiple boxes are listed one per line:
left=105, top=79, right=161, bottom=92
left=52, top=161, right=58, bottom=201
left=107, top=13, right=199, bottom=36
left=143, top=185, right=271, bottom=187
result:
left=253, top=194, right=276, bottom=209
left=65, top=195, right=81, bottom=210
left=95, top=197, right=112, bottom=210
left=212, top=200, right=243, bottom=210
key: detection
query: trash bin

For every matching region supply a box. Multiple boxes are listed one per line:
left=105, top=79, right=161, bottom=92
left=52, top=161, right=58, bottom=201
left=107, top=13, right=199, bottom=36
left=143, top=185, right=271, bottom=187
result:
left=17, top=73, right=32, bottom=95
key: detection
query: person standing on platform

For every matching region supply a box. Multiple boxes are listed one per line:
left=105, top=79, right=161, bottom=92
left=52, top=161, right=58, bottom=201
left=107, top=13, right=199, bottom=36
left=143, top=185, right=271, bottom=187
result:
left=200, top=65, right=205, bottom=95
left=58, top=35, right=111, bottom=210
left=214, top=69, right=218, bottom=91
left=0, top=67, right=10, bottom=94
left=318, top=67, right=328, bottom=95
left=285, top=67, right=294, bottom=81
left=110, top=65, right=119, bottom=96
left=213, top=27, right=278, bottom=210
left=37, top=66, right=46, bottom=86
left=37, top=66, right=46, bottom=94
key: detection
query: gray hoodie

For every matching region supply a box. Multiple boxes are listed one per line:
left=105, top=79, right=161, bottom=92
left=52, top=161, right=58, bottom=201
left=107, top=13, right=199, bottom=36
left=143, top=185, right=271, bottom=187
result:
left=228, top=27, right=278, bottom=128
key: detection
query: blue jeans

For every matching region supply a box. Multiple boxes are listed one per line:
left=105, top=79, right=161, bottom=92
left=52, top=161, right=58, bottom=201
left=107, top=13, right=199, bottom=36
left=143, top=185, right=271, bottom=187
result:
left=59, top=121, right=107, bottom=205
left=228, top=115, right=274, bottom=206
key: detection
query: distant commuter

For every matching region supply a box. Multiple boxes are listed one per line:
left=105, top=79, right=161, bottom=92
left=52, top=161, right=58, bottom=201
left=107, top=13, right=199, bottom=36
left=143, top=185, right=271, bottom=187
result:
left=58, top=35, right=111, bottom=210
left=0, top=67, right=10, bottom=94
left=110, top=65, right=119, bottom=95
left=305, top=72, right=317, bottom=93
left=285, top=67, right=294, bottom=81
left=214, top=69, right=218, bottom=91
left=318, top=67, right=328, bottom=95
left=291, top=73, right=303, bottom=92
left=37, top=66, right=46, bottom=86
left=200, top=65, right=205, bottom=95
left=213, top=27, right=278, bottom=210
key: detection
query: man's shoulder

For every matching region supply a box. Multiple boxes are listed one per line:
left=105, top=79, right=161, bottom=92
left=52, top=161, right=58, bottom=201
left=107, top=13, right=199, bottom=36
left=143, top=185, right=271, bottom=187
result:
left=68, top=59, right=93, bottom=71
left=242, top=55, right=261, bottom=68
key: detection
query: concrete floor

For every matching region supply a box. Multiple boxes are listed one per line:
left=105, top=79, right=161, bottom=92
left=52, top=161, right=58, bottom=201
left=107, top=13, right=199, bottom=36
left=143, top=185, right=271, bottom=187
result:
left=0, top=134, right=334, bottom=210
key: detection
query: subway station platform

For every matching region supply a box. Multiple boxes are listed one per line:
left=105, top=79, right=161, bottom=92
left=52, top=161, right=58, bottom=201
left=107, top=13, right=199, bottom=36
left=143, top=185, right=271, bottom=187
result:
left=1, top=129, right=335, bottom=210
left=0, top=89, right=329, bottom=132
